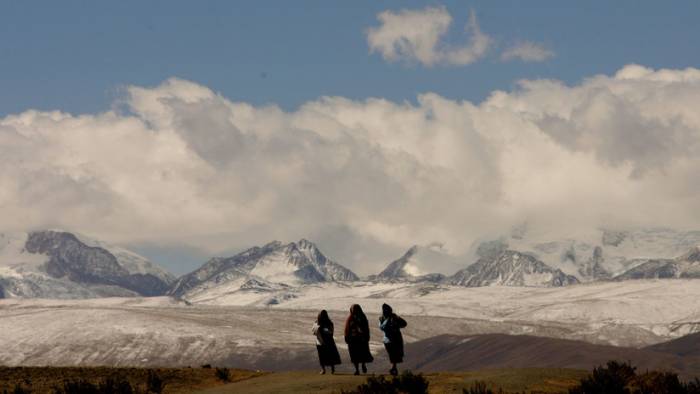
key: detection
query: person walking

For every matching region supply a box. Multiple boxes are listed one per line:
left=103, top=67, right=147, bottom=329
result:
left=344, top=304, right=374, bottom=375
left=379, top=303, right=407, bottom=376
left=312, top=309, right=342, bottom=374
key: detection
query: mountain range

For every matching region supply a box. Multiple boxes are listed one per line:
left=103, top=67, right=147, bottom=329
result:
left=0, top=230, right=174, bottom=298
left=1, top=228, right=700, bottom=300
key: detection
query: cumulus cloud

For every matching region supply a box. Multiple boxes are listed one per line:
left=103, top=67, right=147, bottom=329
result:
left=501, top=41, right=555, bottom=62
left=366, top=7, right=491, bottom=66
left=2, top=65, right=700, bottom=274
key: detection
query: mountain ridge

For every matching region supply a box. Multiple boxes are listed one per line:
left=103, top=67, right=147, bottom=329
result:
left=0, top=230, right=175, bottom=298
left=168, top=238, right=359, bottom=299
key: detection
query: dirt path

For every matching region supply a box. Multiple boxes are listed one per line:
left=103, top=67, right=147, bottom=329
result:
left=194, top=371, right=367, bottom=394
left=193, top=369, right=587, bottom=393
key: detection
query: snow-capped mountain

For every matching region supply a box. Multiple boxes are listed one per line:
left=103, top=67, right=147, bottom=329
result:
left=373, top=246, right=445, bottom=283
left=169, top=239, right=358, bottom=299
left=0, top=230, right=175, bottom=298
left=615, top=246, right=700, bottom=280
left=473, top=227, right=700, bottom=282
left=448, top=249, right=580, bottom=287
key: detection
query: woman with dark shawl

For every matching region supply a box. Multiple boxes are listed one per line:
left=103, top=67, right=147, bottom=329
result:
left=312, top=309, right=342, bottom=374
left=379, top=303, right=407, bottom=376
left=344, top=304, right=374, bottom=375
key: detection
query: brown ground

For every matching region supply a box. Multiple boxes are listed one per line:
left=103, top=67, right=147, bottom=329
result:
left=0, top=366, right=265, bottom=393
left=0, top=366, right=586, bottom=393
left=194, top=369, right=589, bottom=393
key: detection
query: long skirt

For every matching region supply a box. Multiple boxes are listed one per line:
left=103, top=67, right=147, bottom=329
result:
left=316, top=342, right=341, bottom=366
left=347, top=338, right=374, bottom=364
left=384, top=341, right=404, bottom=364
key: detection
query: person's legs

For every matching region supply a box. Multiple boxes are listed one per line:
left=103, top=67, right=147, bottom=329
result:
left=362, top=363, right=367, bottom=373
left=353, top=362, right=360, bottom=375
left=331, top=365, right=335, bottom=374
left=390, top=363, right=398, bottom=375
left=320, top=365, right=326, bottom=374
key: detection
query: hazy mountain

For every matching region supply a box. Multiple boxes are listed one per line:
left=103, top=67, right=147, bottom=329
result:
left=373, top=245, right=446, bottom=283
left=470, top=227, right=700, bottom=281
left=0, top=230, right=175, bottom=298
left=615, top=246, right=700, bottom=280
left=169, top=239, right=358, bottom=299
left=448, top=250, right=580, bottom=287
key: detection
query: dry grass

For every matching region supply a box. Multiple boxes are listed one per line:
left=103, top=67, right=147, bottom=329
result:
left=193, top=368, right=587, bottom=393
left=0, top=366, right=265, bottom=393
left=0, top=366, right=587, bottom=393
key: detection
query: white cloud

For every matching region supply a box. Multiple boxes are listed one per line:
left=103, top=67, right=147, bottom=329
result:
left=2, top=65, right=700, bottom=274
left=501, top=41, right=555, bottom=62
left=366, top=7, right=492, bottom=66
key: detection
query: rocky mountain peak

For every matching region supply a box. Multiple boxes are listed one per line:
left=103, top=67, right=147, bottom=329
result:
left=168, top=238, right=358, bottom=299
left=679, top=246, right=700, bottom=262
left=449, top=249, right=579, bottom=287
left=0, top=230, right=174, bottom=298
left=374, top=245, right=446, bottom=283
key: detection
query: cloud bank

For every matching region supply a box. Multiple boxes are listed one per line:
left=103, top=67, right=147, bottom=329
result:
left=366, top=7, right=491, bottom=66
left=1, top=65, right=700, bottom=273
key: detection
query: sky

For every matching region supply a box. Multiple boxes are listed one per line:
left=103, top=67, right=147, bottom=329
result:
left=1, top=1, right=700, bottom=275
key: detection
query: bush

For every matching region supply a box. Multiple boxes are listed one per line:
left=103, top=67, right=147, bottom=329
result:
left=146, top=371, right=165, bottom=394
left=569, top=360, right=700, bottom=394
left=8, top=383, right=31, bottom=394
left=52, top=377, right=134, bottom=394
left=53, top=379, right=100, bottom=394
left=343, top=371, right=429, bottom=394
left=100, top=378, right=134, bottom=394
left=632, top=370, right=685, bottom=394
left=215, top=367, right=231, bottom=383
left=569, top=360, right=637, bottom=394
left=463, top=381, right=494, bottom=394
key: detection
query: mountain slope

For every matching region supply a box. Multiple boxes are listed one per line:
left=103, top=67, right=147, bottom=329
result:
left=645, top=332, right=700, bottom=358
left=169, top=239, right=358, bottom=299
left=449, top=250, right=580, bottom=287
left=480, top=227, right=700, bottom=281
left=0, top=231, right=175, bottom=298
left=615, top=246, right=700, bottom=280
left=403, top=334, right=700, bottom=378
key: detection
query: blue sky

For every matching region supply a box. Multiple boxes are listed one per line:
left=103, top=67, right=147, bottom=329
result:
left=2, top=1, right=699, bottom=116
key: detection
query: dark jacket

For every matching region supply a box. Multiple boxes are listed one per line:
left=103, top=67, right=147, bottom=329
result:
left=345, top=314, right=374, bottom=363
left=379, top=314, right=407, bottom=363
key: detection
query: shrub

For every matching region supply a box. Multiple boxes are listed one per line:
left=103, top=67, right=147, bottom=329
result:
left=633, top=370, right=684, bottom=394
left=686, top=378, right=700, bottom=394
left=570, top=360, right=637, bottom=394
left=215, top=367, right=231, bottom=383
left=569, top=360, right=700, bottom=394
left=53, top=379, right=101, bottom=394
left=343, top=371, right=429, bottom=394
left=10, top=383, right=31, bottom=394
left=53, top=377, right=134, bottom=394
left=463, top=381, right=494, bottom=394
left=146, top=371, right=165, bottom=394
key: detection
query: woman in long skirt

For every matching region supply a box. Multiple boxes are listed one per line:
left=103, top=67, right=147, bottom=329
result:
left=312, top=309, right=342, bottom=374
left=344, top=304, right=374, bottom=375
left=379, top=303, right=407, bottom=376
